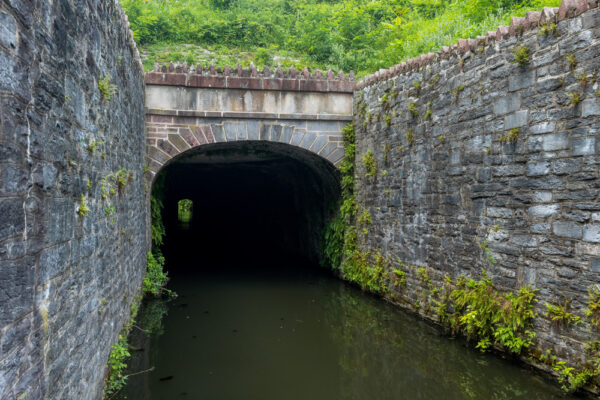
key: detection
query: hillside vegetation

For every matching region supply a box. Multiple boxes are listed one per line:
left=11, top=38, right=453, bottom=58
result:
left=122, top=0, right=561, bottom=76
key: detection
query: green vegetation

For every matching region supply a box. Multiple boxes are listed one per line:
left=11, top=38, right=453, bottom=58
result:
left=147, top=173, right=172, bottom=298
left=405, top=129, right=415, bottom=146
left=123, top=0, right=561, bottom=76
left=103, top=174, right=173, bottom=398
left=585, top=286, right=600, bottom=326
left=362, top=149, right=377, bottom=180
left=101, top=168, right=133, bottom=200
left=322, top=123, right=356, bottom=270
left=408, top=102, right=418, bottom=118
left=538, top=22, right=558, bottom=37
left=143, top=251, right=170, bottom=296
left=499, top=128, right=519, bottom=144
left=440, top=272, right=538, bottom=355
left=567, top=91, right=582, bottom=106
left=78, top=194, right=90, bottom=217
left=104, top=204, right=116, bottom=217
left=513, top=45, right=530, bottom=67
left=177, top=199, right=193, bottom=223
left=545, top=298, right=581, bottom=327
left=451, top=84, right=465, bottom=101
left=565, top=53, right=578, bottom=70
left=104, top=334, right=130, bottom=397
left=98, top=75, right=117, bottom=100
left=87, top=139, right=104, bottom=155
left=412, top=80, right=422, bottom=92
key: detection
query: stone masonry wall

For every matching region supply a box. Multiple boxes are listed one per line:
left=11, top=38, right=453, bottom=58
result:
left=354, top=2, right=600, bottom=367
left=0, top=1, right=146, bottom=399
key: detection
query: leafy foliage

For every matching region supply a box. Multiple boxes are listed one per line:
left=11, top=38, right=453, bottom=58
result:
left=361, top=149, right=377, bottom=180
left=177, top=199, right=193, bottom=223
left=143, top=251, right=170, bottom=297
left=78, top=194, right=90, bottom=217
left=322, top=123, right=356, bottom=270
left=513, top=45, right=530, bottom=67
left=545, top=298, right=581, bottom=326
left=123, top=0, right=561, bottom=76
left=104, top=334, right=131, bottom=397
left=98, top=75, right=117, bottom=100
left=446, top=272, right=538, bottom=354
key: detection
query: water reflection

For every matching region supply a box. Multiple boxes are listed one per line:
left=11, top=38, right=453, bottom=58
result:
left=119, top=264, right=570, bottom=400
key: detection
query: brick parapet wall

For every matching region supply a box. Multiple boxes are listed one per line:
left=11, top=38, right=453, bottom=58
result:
left=146, top=63, right=355, bottom=93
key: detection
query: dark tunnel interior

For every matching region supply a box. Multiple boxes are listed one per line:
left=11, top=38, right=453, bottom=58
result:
left=155, top=141, right=341, bottom=272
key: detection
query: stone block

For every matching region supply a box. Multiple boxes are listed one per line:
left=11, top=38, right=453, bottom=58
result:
left=307, top=121, right=339, bottom=132
left=511, top=235, right=537, bottom=247
left=533, top=192, right=553, bottom=203
left=572, top=137, right=595, bottom=155
left=581, top=99, right=600, bottom=117
left=259, top=124, right=271, bottom=141
left=504, top=111, right=528, bottom=129
left=592, top=258, right=600, bottom=273
left=551, top=159, right=580, bottom=175
left=247, top=120, right=259, bottom=140
left=527, top=161, right=550, bottom=176
left=487, top=207, right=513, bottom=218
left=543, top=132, right=569, bottom=151
left=492, top=165, right=525, bottom=176
left=290, top=129, right=305, bottom=146
left=531, top=223, right=551, bottom=233
left=529, top=204, right=559, bottom=217
left=530, top=122, right=555, bottom=134
left=224, top=122, right=237, bottom=141
left=0, top=198, right=24, bottom=240
left=310, top=135, right=329, bottom=153
left=584, top=225, right=600, bottom=243
left=0, top=12, right=17, bottom=49
left=509, top=70, right=535, bottom=92
left=493, top=93, right=520, bottom=115
left=271, top=125, right=283, bottom=141
left=299, top=132, right=316, bottom=149
left=553, top=221, right=583, bottom=239
left=528, top=136, right=542, bottom=152
left=465, top=135, right=491, bottom=153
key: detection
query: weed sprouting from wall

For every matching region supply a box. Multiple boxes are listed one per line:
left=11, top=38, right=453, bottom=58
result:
left=98, top=75, right=117, bottom=100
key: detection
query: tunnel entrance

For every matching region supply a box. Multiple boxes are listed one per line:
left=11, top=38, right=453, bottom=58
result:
left=154, top=141, right=341, bottom=270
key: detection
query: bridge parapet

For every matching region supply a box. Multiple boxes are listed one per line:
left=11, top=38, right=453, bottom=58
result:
left=147, top=63, right=355, bottom=93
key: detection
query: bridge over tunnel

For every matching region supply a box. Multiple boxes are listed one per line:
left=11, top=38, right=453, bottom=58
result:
left=145, top=66, right=354, bottom=269
left=155, top=141, right=341, bottom=269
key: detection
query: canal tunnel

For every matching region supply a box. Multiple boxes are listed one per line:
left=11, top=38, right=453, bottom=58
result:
left=154, top=141, right=341, bottom=269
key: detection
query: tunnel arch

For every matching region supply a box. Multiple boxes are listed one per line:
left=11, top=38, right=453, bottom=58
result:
left=146, top=119, right=347, bottom=184
left=150, top=140, right=342, bottom=265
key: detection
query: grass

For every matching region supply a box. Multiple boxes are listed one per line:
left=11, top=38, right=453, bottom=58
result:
left=125, top=0, right=562, bottom=77
left=140, top=43, right=319, bottom=73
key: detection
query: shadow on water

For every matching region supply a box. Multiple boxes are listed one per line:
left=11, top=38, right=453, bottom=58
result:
left=118, top=222, right=574, bottom=400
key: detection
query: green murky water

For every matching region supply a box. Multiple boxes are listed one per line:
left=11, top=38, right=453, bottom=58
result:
left=119, top=262, right=571, bottom=400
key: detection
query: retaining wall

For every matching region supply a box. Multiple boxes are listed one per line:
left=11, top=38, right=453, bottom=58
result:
left=354, top=1, right=600, bottom=367
left=0, top=1, right=147, bottom=398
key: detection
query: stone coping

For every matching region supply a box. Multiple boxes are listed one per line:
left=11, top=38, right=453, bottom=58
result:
left=146, top=71, right=355, bottom=93
left=146, top=108, right=353, bottom=121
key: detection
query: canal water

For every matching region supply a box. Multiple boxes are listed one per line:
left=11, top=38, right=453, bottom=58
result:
left=118, top=252, right=573, bottom=399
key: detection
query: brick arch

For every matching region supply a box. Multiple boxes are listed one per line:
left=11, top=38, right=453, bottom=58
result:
left=145, top=116, right=346, bottom=181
